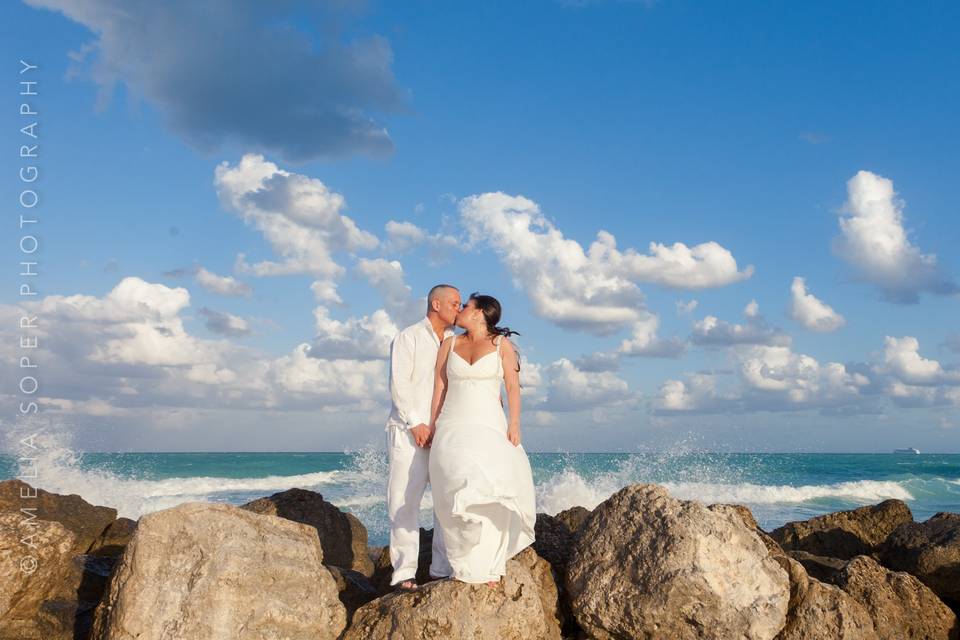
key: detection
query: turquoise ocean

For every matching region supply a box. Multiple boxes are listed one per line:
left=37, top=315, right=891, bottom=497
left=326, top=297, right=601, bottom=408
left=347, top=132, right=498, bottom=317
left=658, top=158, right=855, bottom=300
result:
left=2, top=442, right=958, bottom=547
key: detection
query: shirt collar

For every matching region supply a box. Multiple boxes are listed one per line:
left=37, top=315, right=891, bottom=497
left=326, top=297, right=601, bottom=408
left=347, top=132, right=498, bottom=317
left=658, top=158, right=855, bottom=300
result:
left=422, top=316, right=454, bottom=345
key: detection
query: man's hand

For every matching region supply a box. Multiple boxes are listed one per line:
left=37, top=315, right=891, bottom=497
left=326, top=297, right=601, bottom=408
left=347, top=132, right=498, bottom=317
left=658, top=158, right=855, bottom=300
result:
left=410, top=423, right=431, bottom=447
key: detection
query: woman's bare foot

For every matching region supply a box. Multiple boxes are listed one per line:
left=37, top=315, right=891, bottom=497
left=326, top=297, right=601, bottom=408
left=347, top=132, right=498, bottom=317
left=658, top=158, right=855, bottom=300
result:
left=486, top=579, right=499, bottom=588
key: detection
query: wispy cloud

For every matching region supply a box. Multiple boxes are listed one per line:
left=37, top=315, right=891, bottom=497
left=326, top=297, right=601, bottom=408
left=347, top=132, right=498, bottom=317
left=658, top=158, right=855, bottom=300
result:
left=799, top=131, right=830, bottom=144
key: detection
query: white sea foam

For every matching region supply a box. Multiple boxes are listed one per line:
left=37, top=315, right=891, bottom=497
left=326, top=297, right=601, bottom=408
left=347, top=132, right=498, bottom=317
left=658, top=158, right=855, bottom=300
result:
left=663, top=479, right=914, bottom=505
left=4, top=426, right=346, bottom=519
left=536, top=468, right=915, bottom=516
left=27, top=462, right=344, bottom=520
left=4, top=423, right=954, bottom=540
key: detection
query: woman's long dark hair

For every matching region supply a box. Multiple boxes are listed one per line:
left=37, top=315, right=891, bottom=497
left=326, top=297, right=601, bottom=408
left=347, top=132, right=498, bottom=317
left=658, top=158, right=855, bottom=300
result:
left=468, top=292, right=521, bottom=374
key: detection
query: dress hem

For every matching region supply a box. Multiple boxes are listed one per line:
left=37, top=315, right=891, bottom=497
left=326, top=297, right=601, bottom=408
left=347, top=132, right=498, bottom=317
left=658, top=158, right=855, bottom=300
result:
left=448, top=473, right=537, bottom=554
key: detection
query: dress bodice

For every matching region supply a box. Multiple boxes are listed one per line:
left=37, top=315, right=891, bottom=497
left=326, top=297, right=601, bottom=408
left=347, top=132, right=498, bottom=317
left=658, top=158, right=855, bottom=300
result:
left=446, top=334, right=503, bottom=380
left=441, top=334, right=505, bottom=419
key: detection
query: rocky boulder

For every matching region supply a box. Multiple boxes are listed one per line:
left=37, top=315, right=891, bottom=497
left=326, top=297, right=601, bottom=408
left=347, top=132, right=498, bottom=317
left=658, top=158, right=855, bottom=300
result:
left=0, top=479, right=118, bottom=555
left=87, top=517, right=137, bottom=558
left=879, top=512, right=960, bottom=609
left=370, top=526, right=437, bottom=594
left=343, top=547, right=561, bottom=640
left=0, top=513, right=79, bottom=640
left=776, top=574, right=877, bottom=640
left=712, top=502, right=761, bottom=530
left=242, top=487, right=374, bottom=576
left=772, top=549, right=956, bottom=639
left=555, top=505, right=591, bottom=537
left=325, top=564, right=379, bottom=625
left=533, top=511, right=575, bottom=573
left=89, top=501, right=347, bottom=640
left=771, top=499, right=913, bottom=559
left=510, top=547, right=563, bottom=638
left=788, top=550, right=849, bottom=583
left=565, top=483, right=790, bottom=640
left=833, top=555, right=958, bottom=640
left=766, top=552, right=876, bottom=640
left=533, top=512, right=581, bottom=637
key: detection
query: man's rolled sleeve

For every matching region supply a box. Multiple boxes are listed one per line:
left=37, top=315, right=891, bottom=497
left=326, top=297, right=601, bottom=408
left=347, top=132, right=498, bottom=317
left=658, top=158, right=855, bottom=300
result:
left=389, top=331, right=423, bottom=430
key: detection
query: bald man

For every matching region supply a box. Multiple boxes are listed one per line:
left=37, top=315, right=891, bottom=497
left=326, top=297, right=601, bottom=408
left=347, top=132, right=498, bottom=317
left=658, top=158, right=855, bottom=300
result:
left=385, top=284, right=461, bottom=591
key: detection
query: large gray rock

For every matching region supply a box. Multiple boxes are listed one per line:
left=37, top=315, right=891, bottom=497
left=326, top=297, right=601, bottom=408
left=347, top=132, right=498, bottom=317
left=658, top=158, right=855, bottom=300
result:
left=343, top=547, right=561, bottom=639
left=775, top=576, right=877, bottom=640
left=712, top=502, right=761, bottom=530
left=771, top=500, right=913, bottom=559
left=325, top=564, right=379, bottom=626
left=879, top=512, right=960, bottom=608
left=89, top=501, right=347, bottom=640
left=555, top=505, right=592, bottom=537
left=87, top=517, right=137, bottom=558
left=753, top=510, right=953, bottom=639
left=788, top=550, right=849, bottom=584
left=0, top=489, right=131, bottom=640
left=565, top=483, right=790, bottom=640
left=768, top=552, right=876, bottom=640
left=0, top=513, right=79, bottom=640
left=534, top=511, right=575, bottom=572
left=533, top=513, right=581, bottom=638
left=0, top=479, right=118, bottom=555
left=511, top=547, right=563, bottom=638
left=242, top=487, right=374, bottom=576
left=833, top=555, right=958, bottom=640
left=370, top=526, right=437, bottom=595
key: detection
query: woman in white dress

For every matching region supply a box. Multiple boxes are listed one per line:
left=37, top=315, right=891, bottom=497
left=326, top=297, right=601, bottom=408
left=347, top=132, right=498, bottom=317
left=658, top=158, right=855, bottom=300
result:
left=426, top=292, right=536, bottom=588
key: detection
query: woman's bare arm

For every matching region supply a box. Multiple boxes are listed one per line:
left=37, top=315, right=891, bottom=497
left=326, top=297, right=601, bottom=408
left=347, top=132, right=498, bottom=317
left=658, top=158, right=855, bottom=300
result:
left=427, top=337, right=453, bottom=445
left=501, top=336, right=522, bottom=446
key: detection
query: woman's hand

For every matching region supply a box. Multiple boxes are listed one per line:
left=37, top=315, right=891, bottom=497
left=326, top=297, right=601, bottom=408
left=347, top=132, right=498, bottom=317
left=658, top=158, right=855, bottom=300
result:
left=506, top=423, right=521, bottom=447
left=425, top=423, right=437, bottom=448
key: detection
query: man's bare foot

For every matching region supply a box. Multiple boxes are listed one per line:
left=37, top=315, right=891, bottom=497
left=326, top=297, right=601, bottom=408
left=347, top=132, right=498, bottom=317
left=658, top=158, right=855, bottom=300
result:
left=486, top=579, right=499, bottom=588
left=395, top=579, right=418, bottom=592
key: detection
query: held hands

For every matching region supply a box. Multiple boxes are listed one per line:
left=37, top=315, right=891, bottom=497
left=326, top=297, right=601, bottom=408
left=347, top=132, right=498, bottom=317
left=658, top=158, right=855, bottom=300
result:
left=410, top=423, right=431, bottom=447
left=425, top=423, right=437, bottom=448
left=506, top=423, right=521, bottom=447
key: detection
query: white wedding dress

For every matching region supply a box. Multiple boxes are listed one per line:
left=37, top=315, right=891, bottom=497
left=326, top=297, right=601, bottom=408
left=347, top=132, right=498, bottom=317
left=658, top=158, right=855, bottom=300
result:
left=428, top=333, right=537, bottom=583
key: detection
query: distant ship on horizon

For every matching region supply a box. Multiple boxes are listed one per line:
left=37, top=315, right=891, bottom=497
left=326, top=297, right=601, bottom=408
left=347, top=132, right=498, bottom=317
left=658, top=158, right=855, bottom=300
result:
left=893, top=447, right=921, bottom=454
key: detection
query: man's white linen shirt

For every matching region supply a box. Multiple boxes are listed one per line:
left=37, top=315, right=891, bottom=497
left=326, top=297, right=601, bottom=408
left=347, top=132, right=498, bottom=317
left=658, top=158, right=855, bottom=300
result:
left=386, top=316, right=455, bottom=432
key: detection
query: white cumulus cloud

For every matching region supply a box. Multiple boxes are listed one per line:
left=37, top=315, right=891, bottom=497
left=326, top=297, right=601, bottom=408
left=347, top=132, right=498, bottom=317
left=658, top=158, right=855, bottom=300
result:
left=789, top=276, right=845, bottom=332
left=458, top=191, right=750, bottom=336
left=832, top=170, right=957, bottom=304
left=215, top=153, right=381, bottom=306
left=691, top=300, right=790, bottom=347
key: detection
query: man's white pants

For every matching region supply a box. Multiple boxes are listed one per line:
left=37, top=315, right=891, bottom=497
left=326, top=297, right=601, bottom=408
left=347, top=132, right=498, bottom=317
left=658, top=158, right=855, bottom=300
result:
left=386, top=424, right=452, bottom=585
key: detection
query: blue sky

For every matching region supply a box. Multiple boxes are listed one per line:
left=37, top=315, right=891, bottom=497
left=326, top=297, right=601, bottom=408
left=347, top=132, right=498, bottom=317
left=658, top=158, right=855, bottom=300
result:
left=2, top=0, right=958, bottom=452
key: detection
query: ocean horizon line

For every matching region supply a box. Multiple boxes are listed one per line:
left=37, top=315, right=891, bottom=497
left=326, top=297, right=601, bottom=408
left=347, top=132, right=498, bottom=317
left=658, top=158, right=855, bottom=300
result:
left=3, top=450, right=957, bottom=456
